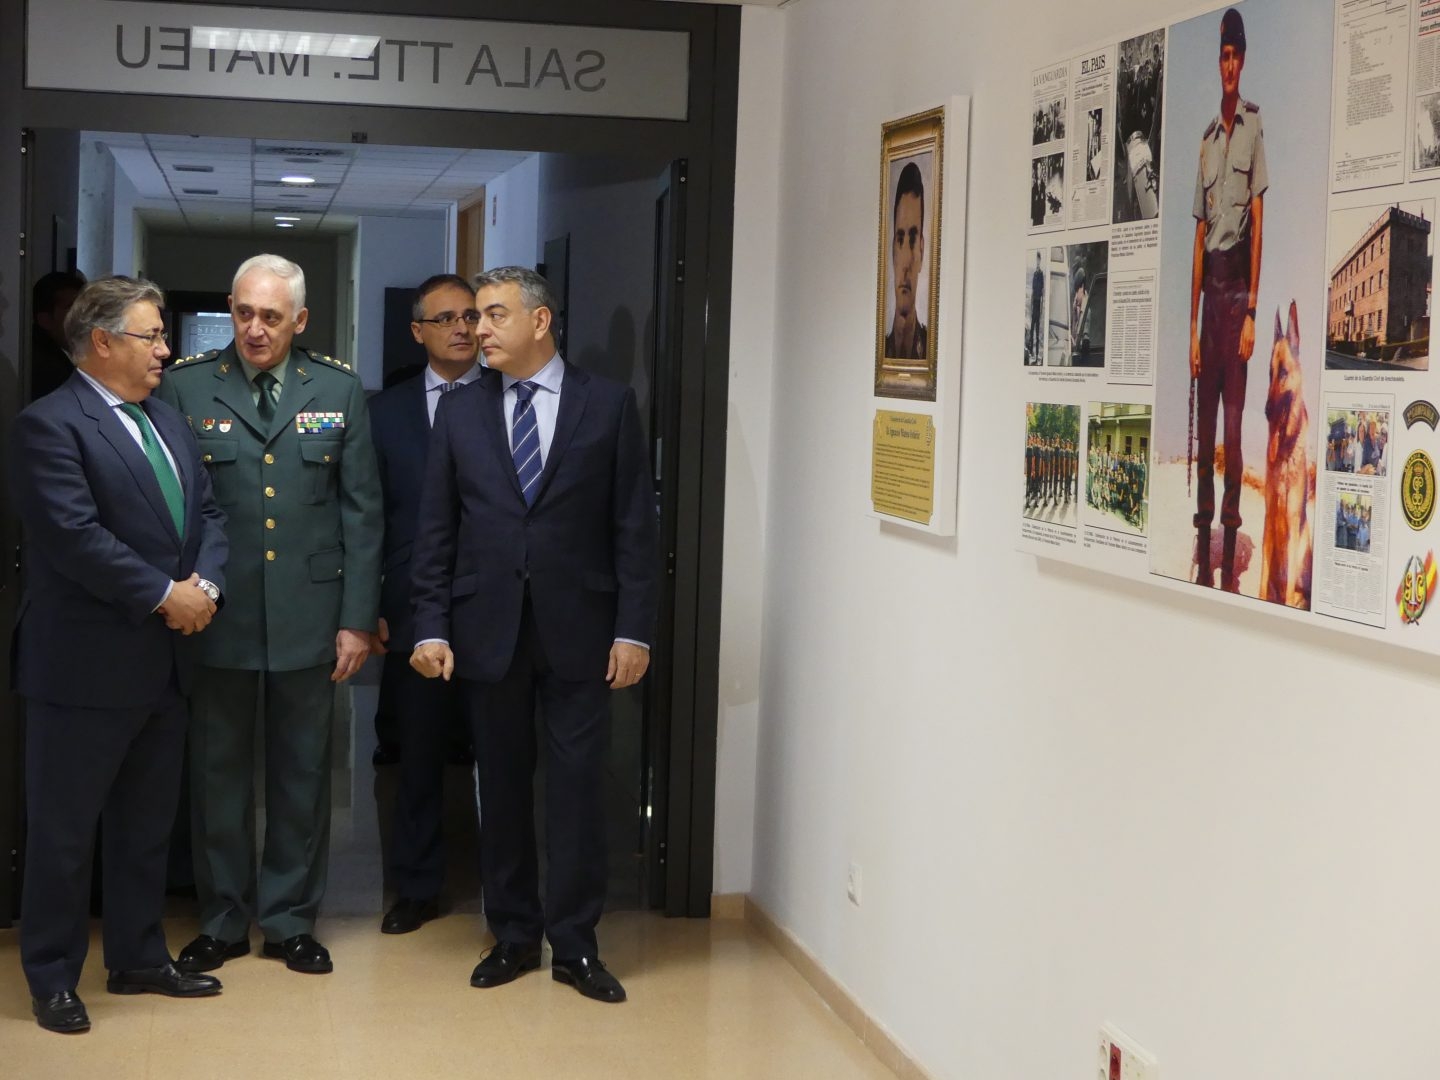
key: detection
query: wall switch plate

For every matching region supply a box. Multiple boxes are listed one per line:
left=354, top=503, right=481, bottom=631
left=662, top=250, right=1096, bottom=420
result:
left=846, top=862, right=862, bottom=906
left=1098, top=1023, right=1158, bottom=1080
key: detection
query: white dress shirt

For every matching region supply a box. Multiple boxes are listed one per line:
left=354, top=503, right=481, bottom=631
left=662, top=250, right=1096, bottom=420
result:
left=424, top=361, right=482, bottom=426
left=501, top=353, right=564, bottom=466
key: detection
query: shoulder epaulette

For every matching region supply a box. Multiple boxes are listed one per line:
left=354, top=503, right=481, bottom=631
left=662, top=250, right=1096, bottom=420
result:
left=170, top=349, right=221, bottom=368
left=301, top=347, right=355, bottom=374
left=1241, top=98, right=1260, bottom=114
left=1202, top=117, right=1219, bottom=140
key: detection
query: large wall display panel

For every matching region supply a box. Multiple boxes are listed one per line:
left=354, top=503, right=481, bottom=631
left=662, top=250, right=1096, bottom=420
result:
left=1018, top=0, right=1440, bottom=654
left=870, top=97, right=970, bottom=535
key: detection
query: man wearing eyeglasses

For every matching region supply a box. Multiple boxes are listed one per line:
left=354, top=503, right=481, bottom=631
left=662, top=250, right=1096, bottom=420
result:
left=9, top=276, right=229, bottom=1032
left=155, top=254, right=382, bottom=977
left=367, top=274, right=482, bottom=936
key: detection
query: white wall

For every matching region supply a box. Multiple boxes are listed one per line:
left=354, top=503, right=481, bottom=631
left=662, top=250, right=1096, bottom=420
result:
left=353, top=214, right=448, bottom=389
left=483, top=154, right=540, bottom=271
left=729, top=3, right=1440, bottom=1079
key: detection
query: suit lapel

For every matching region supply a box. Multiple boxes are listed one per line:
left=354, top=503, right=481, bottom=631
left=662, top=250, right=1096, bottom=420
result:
left=531, top=362, right=589, bottom=507
left=71, top=375, right=181, bottom=546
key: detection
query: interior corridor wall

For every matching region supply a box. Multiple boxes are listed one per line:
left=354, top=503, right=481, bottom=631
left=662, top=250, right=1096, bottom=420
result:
left=732, top=2, right=1440, bottom=1078
left=483, top=154, right=540, bottom=273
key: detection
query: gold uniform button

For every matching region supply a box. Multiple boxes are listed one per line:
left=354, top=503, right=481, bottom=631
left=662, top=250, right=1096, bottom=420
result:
left=265, top=518, right=276, bottom=530
left=323, top=454, right=332, bottom=463
left=202, top=454, right=213, bottom=463
left=265, top=486, right=276, bottom=498
left=266, top=550, right=276, bottom=561
left=264, top=453, right=275, bottom=465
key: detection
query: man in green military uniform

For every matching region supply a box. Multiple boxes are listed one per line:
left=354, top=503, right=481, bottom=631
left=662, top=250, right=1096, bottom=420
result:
left=156, top=254, right=381, bottom=975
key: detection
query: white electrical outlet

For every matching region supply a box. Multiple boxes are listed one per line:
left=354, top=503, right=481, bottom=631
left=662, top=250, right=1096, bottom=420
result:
left=846, top=862, right=862, bottom=906
left=1097, top=1023, right=1158, bottom=1080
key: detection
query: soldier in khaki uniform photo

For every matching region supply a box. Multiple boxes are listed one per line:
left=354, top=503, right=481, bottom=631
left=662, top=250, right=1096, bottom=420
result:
left=1188, top=7, right=1267, bottom=592
left=155, top=254, right=382, bottom=976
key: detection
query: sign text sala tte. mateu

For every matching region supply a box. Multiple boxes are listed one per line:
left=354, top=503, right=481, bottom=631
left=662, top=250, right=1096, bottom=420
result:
left=26, top=0, right=691, bottom=121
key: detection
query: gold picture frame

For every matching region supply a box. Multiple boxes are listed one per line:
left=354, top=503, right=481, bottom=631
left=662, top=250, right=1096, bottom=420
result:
left=875, top=106, right=944, bottom=401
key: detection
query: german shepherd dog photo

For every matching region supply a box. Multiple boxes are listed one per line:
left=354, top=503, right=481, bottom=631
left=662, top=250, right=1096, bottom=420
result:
left=1260, top=301, right=1313, bottom=607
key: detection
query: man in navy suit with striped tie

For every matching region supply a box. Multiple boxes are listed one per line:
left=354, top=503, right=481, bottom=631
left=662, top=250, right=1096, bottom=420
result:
left=9, top=276, right=229, bottom=1032
left=409, top=266, right=657, bottom=1003
left=368, top=274, right=482, bottom=935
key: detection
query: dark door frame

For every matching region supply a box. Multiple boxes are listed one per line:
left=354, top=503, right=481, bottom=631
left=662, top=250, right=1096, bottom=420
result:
left=0, top=0, right=737, bottom=923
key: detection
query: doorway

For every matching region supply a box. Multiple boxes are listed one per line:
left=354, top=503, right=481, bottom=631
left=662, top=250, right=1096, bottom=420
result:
left=0, top=0, right=738, bottom=926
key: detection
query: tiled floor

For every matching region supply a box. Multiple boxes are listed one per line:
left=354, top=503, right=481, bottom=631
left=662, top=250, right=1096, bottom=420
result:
left=0, top=912, right=898, bottom=1080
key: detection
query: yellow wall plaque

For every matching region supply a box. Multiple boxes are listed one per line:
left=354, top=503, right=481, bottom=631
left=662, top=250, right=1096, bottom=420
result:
left=871, top=410, right=935, bottom=524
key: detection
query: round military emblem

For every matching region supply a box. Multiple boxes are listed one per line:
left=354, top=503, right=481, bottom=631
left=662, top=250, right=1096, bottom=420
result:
left=1396, top=552, right=1437, bottom=624
left=1403, top=450, right=1436, bottom=530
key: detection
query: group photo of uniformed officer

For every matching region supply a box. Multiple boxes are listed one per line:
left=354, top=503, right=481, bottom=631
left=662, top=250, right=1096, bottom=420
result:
left=7, top=253, right=657, bottom=1033
left=1146, top=0, right=1329, bottom=599
left=1022, top=402, right=1080, bottom=528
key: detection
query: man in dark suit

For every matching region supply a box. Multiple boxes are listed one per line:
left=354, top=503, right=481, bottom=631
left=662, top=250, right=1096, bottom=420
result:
left=410, top=266, right=657, bottom=1003
left=156, top=254, right=383, bottom=976
left=9, top=276, right=229, bottom=1033
left=369, top=273, right=482, bottom=934
left=29, top=270, right=87, bottom=402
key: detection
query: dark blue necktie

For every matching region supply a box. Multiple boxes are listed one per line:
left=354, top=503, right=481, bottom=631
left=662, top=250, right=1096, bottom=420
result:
left=511, top=381, right=542, bottom=505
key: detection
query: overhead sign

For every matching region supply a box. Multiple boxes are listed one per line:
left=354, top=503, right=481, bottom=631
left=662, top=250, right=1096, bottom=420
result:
left=26, top=0, right=690, bottom=121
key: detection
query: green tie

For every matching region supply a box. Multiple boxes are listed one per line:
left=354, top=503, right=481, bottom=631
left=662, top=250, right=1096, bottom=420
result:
left=118, top=403, right=185, bottom=536
left=254, top=371, right=279, bottom=422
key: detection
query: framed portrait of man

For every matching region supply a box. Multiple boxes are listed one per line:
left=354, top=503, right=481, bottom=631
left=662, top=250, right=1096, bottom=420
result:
left=875, top=107, right=944, bottom=400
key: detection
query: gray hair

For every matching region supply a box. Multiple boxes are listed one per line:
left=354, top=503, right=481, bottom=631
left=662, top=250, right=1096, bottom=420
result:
left=64, top=275, right=166, bottom=362
left=233, top=253, right=306, bottom=311
left=472, top=266, right=559, bottom=319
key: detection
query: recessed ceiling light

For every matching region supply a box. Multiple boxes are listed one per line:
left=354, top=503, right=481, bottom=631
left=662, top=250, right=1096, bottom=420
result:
left=276, top=222, right=296, bottom=228
left=280, top=175, right=315, bottom=185
left=273, top=215, right=301, bottom=222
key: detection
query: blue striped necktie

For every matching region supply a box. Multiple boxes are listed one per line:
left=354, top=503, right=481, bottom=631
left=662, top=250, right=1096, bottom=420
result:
left=511, top=380, right=543, bottom=506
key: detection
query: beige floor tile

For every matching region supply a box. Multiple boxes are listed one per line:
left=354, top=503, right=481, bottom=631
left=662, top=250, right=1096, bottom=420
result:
left=1, top=911, right=899, bottom=1080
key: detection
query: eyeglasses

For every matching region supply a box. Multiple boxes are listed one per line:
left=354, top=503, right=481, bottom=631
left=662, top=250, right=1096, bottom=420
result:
left=116, top=329, right=169, bottom=347
left=416, top=311, right=481, bottom=328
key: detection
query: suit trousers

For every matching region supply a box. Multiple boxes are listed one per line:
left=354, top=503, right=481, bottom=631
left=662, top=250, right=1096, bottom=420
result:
left=460, top=594, right=610, bottom=960
left=21, top=686, right=186, bottom=996
left=188, top=664, right=334, bottom=943
left=387, top=652, right=467, bottom=900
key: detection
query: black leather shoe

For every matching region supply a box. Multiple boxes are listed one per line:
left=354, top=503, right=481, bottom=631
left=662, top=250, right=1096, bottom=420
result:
left=262, top=933, right=333, bottom=974
left=107, top=962, right=222, bottom=997
left=469, top=941, right=542, bottom=987
left=551, top=956, right=626, bottom=1003
left=371, top=740, right=401, bottom=767
left=381, top=897, right=439, bottom=935
left=176, top=934, right=250, bottom=974
left=32, top=991, right=90, bottom=1033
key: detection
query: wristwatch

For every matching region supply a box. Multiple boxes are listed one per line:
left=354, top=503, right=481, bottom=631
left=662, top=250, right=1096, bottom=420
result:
left=195, top=579, right=220, bottom=603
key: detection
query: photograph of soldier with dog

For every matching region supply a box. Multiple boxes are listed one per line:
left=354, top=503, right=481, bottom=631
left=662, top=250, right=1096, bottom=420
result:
left=1148, top=0, right=1329, bottom=609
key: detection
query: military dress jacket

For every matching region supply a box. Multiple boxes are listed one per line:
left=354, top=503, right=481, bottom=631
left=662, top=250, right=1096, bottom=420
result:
left=155, top=343, right=382, bottom=671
